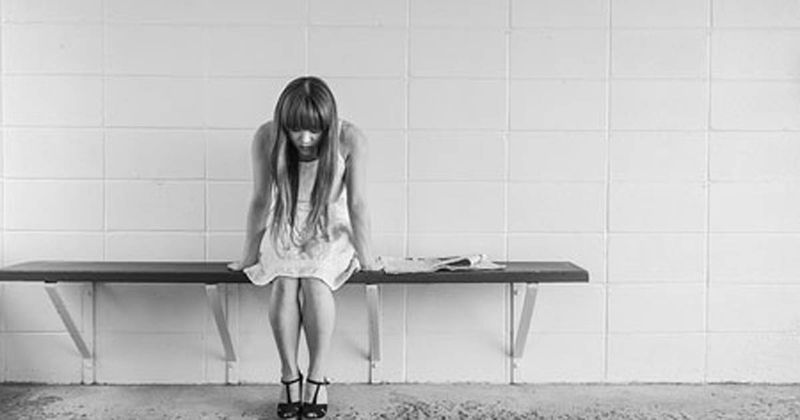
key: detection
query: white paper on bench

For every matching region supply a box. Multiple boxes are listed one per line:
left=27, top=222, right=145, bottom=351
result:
left=378, top=254, right=505, bottom=274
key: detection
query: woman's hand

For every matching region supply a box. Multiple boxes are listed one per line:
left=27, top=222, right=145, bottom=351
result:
left=360, top=257, right=384, bottom=272
left=227, top=258, right=257, bottom=271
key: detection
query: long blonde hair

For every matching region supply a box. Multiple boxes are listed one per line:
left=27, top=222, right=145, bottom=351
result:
left=269, top=76, right=340, bottom=249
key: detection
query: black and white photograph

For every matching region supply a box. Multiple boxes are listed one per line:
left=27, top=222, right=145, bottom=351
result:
left=0, top=0, right=799, bottom=419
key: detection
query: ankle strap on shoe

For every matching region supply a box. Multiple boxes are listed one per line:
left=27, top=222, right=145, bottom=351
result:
left=281, top=373, right=303, bottom=385
left=306, top=377, right=330, bottom=385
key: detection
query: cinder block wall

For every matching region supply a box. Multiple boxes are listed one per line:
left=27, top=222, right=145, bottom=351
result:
left=2, top=0, right=800, bottom=384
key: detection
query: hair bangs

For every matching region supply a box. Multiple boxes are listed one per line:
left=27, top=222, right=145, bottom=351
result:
left=280, top=95, right=328, bottom=133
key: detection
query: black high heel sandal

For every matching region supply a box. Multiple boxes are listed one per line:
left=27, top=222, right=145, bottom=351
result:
left=278, top=372, right=303, bottom=419
left=302, top=377, right=331, bottom=419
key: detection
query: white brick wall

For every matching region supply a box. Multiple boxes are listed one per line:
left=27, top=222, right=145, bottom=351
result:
left=1, top=0, right=799, bottom=384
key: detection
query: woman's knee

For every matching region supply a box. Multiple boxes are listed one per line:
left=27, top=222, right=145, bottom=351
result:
left=300, top=277, right=333, bottom=301
left=268, top=276, right=300, bottom=302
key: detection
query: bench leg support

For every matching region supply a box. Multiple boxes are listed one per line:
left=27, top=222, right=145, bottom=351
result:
left=366, top=284, right=381, bottom=383
left=205, top=284, right=237, bottom=364
left=44, top=282, right=91, bottom=360
left=512, top=283, right=538, bottom=383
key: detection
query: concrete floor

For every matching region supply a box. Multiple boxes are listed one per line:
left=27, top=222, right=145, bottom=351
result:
left=1, top=383, right=799, bottom=419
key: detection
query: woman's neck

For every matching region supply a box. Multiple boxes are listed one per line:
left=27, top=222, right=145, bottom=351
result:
left=298, top=152, right=319, bottom=162
left=297, top=147, right=319, bottom=162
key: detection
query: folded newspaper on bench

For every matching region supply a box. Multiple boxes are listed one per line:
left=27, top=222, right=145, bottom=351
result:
left=378, top=254, right=505, bottom=274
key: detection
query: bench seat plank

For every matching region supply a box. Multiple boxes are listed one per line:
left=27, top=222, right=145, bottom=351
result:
left=0, top=261, right=587, bottom=284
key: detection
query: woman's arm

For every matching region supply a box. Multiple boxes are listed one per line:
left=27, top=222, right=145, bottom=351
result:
left=229, top=122, right=274, bottom=270
left=343, top=122, right=379, bottom=270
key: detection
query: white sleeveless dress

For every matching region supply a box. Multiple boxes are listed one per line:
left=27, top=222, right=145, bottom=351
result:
left=243, top=124, right=360, bottom=291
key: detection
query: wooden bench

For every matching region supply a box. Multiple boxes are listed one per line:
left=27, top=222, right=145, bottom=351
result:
left=0, top=261, right=588, bottom=384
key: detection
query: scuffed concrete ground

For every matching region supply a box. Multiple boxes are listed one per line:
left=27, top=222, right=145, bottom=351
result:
left=1, top=383, right=799, bottom=420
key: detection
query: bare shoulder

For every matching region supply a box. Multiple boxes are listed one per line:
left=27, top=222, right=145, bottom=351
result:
left=253, top=120, right=276, bottom=156
left=339, top=119, right=367, bottom=161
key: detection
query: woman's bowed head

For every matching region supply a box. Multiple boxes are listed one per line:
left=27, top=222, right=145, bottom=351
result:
left=227, top=75, right=379, bottom=419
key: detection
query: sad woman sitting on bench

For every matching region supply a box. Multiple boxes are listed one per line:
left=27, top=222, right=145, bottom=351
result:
left=228, top=76, right=380, bottom=419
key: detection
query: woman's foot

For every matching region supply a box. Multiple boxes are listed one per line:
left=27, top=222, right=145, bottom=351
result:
left=281, top=377, right=302, bottom=404
left=278, top=372, right=303, bottom=419
left=302, top=377, right=330, bottom=419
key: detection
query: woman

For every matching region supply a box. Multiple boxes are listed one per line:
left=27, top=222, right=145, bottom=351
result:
left=228, top=76, right=379, bottom=419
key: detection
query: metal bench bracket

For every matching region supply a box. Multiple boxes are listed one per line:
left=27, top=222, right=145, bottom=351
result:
left=44, top=282, right=91, bottom=359
left=512, top=283, right=539, bottom=383
left=205, top=284, right=237, bottom=367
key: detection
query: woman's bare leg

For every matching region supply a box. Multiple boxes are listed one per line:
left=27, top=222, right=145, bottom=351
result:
left=300, top=277, right=336, bottom=404
left=266, top=276, right=303, bottom=401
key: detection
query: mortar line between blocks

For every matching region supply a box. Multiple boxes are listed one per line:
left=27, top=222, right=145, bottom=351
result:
left=101, top=2, right=108, bottom=261
left=305, top=0, right=310, bottom=74
left=0, top=0, right=4, bottom=379
left=0, top=0, right=4, bottom=296
left=504, top=0, right=513, bottom=383
left=403, top=0, right=411, bottom=384
left=95, top=0, right=107, bottom=385
left=202, top=21, right=210, bottom=384
left=703, top=0, right=714, bottom=384
left=202, top=22, right=210, bottom=267
left=603, top=0, right=613, bottom=383
left=403, top=3, right=411, bottom=259
left=100, top=0, right=108, bottom=382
